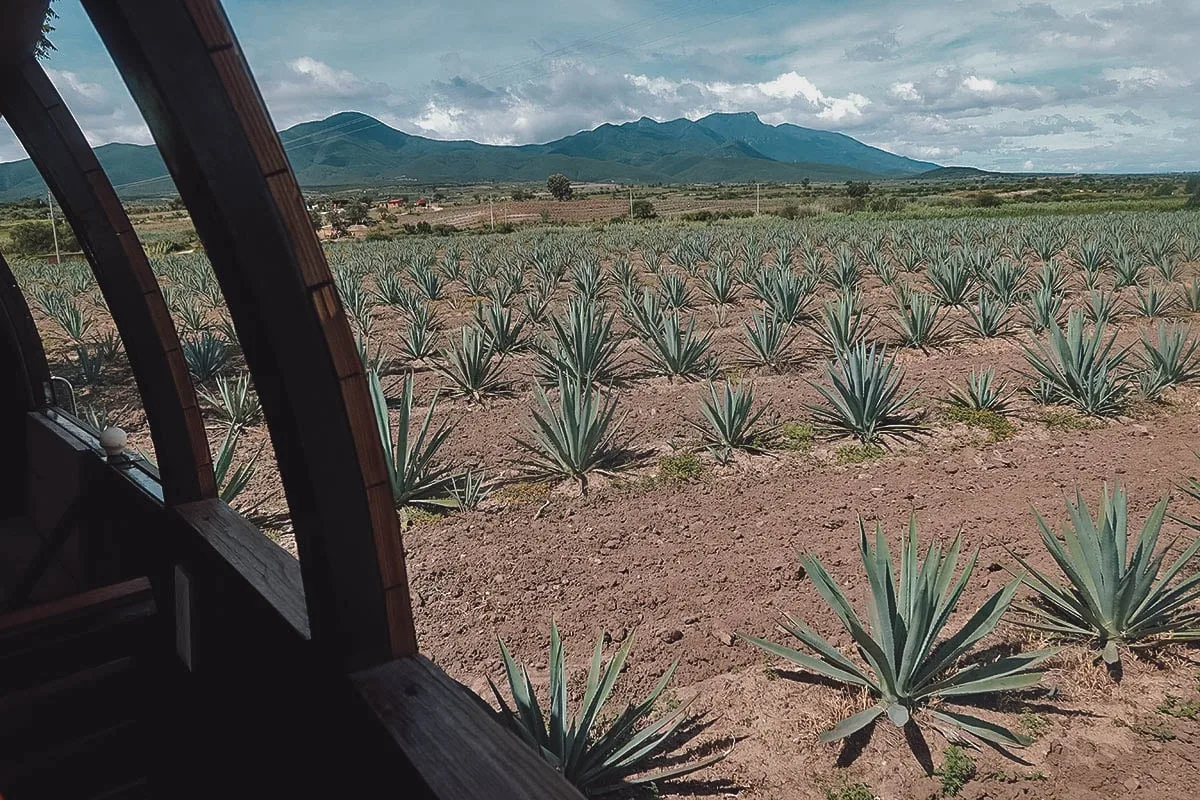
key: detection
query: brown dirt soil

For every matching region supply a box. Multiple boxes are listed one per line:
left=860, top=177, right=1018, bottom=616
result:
left=18, top=238, right=1200, bottom=800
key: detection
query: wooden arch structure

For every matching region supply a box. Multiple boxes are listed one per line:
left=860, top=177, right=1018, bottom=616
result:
left=0, top=2, right=580, bottom=797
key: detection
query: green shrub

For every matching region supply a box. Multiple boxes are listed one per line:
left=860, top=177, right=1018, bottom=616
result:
left=936, top=746, right=976, bottom=796
left=659, top=452, right=702, bottom=481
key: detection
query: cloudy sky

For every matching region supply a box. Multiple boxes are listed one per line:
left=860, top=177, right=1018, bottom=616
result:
left=2, top=0, right=1198, bottom=172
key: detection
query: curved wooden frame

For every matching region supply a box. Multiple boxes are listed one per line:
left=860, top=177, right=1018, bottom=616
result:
left=81, top=0, right=415, bottom=669
left=0, top=251, right=52, bottom=413
left=0, top=58, right=216, bottom=505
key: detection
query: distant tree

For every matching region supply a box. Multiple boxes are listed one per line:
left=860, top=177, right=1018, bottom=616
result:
left=36, top=2, right=57, bottom=60
left=845, top=181, right=871, bottom=198
left=11, top=220, right=77, bottom=255
left=973, top=191, right=1002, bottom=208
left=473, top=193, right=482, bottom=204
left=801, top=178, right=811, bottom=190
left=344, top=199, right=371, bottom=226
left=631, top=199, right=656, bottom=219
left=432, top=192, right=446, bottom=202
left=547, top=173, right=573, bottom=201
left=511, top=187, right=532, bottom=201
left=778, top=203, right=799, bottom=220
left=308, top=207, right=323, bottom=230
left=1186, top=175, right=1200, bottom=194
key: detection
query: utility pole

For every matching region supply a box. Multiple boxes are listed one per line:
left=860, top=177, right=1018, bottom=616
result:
left=489, top=197, right=495, bottom=230
left=48, top=191, right=61, bottom=264
left=756, top=183, right=761, bottom=216
left=629, top=187, right=634, bottom=219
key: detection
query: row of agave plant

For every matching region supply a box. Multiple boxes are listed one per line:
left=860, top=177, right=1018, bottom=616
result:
left=489, top=485, right=1200, bottom=796
left=12, top=207, right=1200, bottom=515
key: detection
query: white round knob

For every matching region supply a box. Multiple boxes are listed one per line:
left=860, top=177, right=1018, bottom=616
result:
left=99, top=426, right=128, bottom=457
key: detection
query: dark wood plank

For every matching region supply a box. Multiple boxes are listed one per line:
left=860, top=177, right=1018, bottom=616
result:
left=0, top=59, right=216, bottom=504
left=351, top=656, right=586, bottom=800
left=0, top=252, right=52, bottom=412
left=0, top=1, right=49, bottom=67
left=172, top=499, right=309, bottom=638
left=0, top=577, right=152, bottom=639
left=81, top=0, right=414, bottom=669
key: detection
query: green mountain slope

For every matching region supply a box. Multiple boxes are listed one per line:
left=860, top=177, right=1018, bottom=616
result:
left=0, top=110, right=941, bottom=200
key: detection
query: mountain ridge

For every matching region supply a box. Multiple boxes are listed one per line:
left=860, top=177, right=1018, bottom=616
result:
left=0, top=111, right=941, bottom=200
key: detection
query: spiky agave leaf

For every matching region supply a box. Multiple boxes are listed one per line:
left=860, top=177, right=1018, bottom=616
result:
left=688, top=380, right=776, bottom=462
left=741, top=517, right=1056, bottom=749
left=1010, top=485, right=1200, bottom=669
left=638, top=313, right=716, bottom=381
left=368, top=369, right=459, bottom=509
left=739, top=311, right=801, bottom=371
left=808, top=341, right=924, bottom=444
left=491, top=624, right=727, bottom=796
left=810, top=292, right=874, bottom=356
left=432, top=325, right=509, bottom=402
left=535, top=296, right=623, bottom=386
left=1138, top=321, right=1200, bottom=392
left=197, top=372, right=263, bottom=428
left=213, top=423, right=261, bottom=509
left=890, top=292, right=950, bottom=350
left=1021, top=311, right=1130, bottom=417
left=512, top=376, right=624, bottom=493
left=946, top=367, right=1013, bottom=413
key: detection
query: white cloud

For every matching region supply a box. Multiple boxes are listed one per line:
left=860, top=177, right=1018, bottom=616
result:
left=962, top=75, right=998, bottom=94
left=890, top=81, right=921, bottom=102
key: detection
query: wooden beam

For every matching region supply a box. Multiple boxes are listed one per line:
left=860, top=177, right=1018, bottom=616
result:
left=0, top=251, right=52, bottom=412
left=0, top=59, right=216, bottom=505
left=0, top=1, right=50, bottom=68
left=80, top=0, right=415, bottom=669
left=352, top=656, right=587, bottom=800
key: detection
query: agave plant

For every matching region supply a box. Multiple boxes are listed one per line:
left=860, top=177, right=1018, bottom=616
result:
left=966, top=292, right=1011, bottom=338
left=198, top=372, right=263, bottom=428
left=1179, top=279, right=1200, bottom=313
left=49, top=296, right=94, bottom=344
left=1010, top=486, right=1200, bottom=669
left=743, top=518, right=1056, bottom=748
left=1137, top=321, right=1200, bottom=395
left=400, top=316, right=439, bottom=362
left=213, top=423, right=260, bottom=508
left=1021, top=284, right=1064, bottom=333
left=435, top=324, right=504, bottom=394
left=1021, top=311, right=1129, bottom=416
left=811, top=293, right=874, bottom=355
left=475, top=299, right=527, bottom=354
left=688, top=380, right=775, bottom=462
left=513, top=376, right=624, bottom=493
left=639, top=314, right=716, bottom=381
left=699, top=263, right=739, bottom=313
left=946, top=367, right=1013, bottom=413
left=368, top=370, right=459, bottom=509
left=536, top=297, right=623, bottom=386
left=448, top=468, right=492, bottom=511
left=182, top=331, right=230, bottom=381
left=658, top=271, right=694, bottom=311
left=927, top=259, right=975, bottom=307
left=72, top=344, right=104, bottom=386
left=809, top=341, right=924, bottom=444
left=1084, top=288, right=1120, bottom=326
left=1134, top=280, right=1174, bottom=318
left=739, top=311, right=800, bottom=371
left=492, top=624, right=725, bottom=796
left=890, top=292, right=949, bottom=350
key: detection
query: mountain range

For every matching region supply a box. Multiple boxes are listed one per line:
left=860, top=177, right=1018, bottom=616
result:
left=0, top=111, right=942, bottom=200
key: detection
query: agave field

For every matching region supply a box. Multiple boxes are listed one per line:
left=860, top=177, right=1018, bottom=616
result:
left=11, top=208, right=1200, bottom=799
